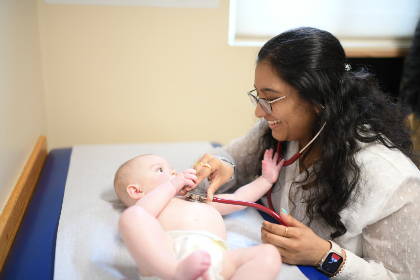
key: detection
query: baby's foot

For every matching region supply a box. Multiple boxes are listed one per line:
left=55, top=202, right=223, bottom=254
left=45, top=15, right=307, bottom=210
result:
left=172, top=250, right=211, bottom=280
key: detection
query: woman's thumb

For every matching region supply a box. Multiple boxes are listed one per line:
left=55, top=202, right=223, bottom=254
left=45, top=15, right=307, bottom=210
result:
left=207, top=182, right=218, bottom=201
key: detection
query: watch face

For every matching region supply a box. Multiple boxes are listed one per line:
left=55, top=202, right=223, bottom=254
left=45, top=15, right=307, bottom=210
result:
left=321, top=252, right=343, bottom=274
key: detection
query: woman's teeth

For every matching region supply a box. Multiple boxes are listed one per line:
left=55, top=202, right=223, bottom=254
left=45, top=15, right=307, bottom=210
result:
left=268, top=120, right=280, bottom=125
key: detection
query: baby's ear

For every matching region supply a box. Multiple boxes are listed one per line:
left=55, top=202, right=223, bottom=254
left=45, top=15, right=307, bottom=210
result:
left=126, top=184, right=144, bottom=200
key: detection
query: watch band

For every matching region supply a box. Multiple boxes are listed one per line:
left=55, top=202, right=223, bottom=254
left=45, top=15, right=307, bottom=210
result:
left=329, top=240, right=341, bottom=255
left=220, top=158, right=235, bottom=182
left=316, top=240, right=343, bottom=275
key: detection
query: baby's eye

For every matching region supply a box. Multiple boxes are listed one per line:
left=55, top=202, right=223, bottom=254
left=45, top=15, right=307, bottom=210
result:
left=157, top=168, right=163, bottom=172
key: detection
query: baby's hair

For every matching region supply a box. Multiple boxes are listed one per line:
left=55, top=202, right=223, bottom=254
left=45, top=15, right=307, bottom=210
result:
left=114, top=155, right=151, bottom=207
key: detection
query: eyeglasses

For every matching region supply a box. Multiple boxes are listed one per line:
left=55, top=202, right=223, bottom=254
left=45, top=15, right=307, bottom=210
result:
left=247, top=89, right=294, bottom=114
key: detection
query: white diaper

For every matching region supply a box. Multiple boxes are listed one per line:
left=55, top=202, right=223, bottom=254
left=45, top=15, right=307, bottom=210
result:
left=139, top=230, right=229, bottom=280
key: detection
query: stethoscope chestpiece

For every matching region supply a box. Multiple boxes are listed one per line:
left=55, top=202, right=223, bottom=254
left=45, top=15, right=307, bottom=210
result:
left=185, top=189, right=207, bottom=203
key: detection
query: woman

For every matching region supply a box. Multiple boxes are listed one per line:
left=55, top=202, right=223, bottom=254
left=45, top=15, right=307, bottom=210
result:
left=189, top=27, right=420, bottom=279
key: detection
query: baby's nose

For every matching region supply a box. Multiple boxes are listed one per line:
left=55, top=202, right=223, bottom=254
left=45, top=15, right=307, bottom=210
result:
left=171, top=170, right=177, bottom=176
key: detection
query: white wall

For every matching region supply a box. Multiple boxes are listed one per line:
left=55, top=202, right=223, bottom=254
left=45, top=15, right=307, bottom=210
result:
left=0, top=0, right=47, bottom=212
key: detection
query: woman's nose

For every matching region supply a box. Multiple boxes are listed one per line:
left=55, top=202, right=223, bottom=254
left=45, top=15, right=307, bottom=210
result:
left=255, top=103, right=268, bottom=118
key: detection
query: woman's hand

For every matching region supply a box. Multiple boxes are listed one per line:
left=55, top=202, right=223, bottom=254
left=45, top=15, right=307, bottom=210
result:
left=261, top=210, right=331, bottom=266
left=183, top=153, right=234, bottom=200
left=261, top=149, right=284, bottom=184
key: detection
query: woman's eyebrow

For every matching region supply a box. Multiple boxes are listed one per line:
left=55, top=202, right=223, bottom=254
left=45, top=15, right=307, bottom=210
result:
left=254, top=85, right=281, bottom=94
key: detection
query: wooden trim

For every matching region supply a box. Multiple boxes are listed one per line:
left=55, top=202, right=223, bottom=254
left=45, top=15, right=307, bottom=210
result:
left=0, top=136, right=48, bottom=272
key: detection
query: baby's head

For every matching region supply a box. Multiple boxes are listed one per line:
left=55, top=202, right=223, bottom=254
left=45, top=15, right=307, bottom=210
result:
left=114, top=154, right=177, bottom=207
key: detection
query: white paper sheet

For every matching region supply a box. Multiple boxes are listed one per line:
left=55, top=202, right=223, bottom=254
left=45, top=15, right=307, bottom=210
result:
left=54, top=143, right=308, bottom=280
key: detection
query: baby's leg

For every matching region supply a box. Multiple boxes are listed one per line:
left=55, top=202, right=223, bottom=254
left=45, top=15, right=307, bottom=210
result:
left=119, top=205, right=211, bottom=280
left=221, top=244, right=281, bottom=280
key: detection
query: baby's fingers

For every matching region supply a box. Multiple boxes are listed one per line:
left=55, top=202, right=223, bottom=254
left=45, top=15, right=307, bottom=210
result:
left=264, top=149, right=274, bottom=161
left=273, top=152, right=279, bottom=164
left=182, top=168, right=197, bottom=175
left=276, top=158, right=285, bottom=170
left=184, top=176, right=198, bottom=190
left=268, top=149, right=274, bottom=160
left=184, top=179, right=196, bottom=188
left=183, top=173, right=198, bottom=183
left=263, top=149, right=269, bottom=161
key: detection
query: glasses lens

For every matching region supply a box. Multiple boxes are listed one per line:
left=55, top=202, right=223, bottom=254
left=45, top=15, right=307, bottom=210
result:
left=259, top=99, right=272, bottom=114
left=248, top=92, right=258, bottom=107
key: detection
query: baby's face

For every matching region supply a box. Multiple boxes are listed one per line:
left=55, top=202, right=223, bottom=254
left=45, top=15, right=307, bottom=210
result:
left=134, top=155, right=177, bottom=191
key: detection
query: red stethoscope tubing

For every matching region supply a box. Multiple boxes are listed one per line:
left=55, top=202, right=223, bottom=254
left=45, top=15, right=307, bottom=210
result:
left=211, top=141, right=302, bottom=227
left=212, top=196, right=289, bottom=226
left=266, top=141, right=300, bottom=211
left=210, top=122, right=325, bottom=226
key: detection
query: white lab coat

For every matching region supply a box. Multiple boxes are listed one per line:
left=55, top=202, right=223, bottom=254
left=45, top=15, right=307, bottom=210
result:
left=208, top=120, right=420, bottom=280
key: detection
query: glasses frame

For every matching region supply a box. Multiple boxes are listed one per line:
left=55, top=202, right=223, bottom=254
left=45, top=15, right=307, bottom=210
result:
left=247, top=88, right=294, bottom=114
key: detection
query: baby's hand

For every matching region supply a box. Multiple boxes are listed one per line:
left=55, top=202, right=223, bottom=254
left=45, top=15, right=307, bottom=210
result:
left=170, top=168, right=198, bottom=192
left=261, top=149, right=284, bottom=184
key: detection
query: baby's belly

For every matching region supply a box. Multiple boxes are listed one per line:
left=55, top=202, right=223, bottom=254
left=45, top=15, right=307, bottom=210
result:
left=157, top=197, right=227, bottom=240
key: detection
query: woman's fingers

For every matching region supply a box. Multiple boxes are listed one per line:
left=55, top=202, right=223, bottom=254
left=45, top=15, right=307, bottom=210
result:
left=206, top=160, right=235, bottom=200
left=207, top=176, right=223, bottom=200
left=192, top=154, right=235, bottom=200
left=263, top=221, right=288, bottom=236
left=261, top=223, right=290, bottom=244
left=193, top=154, right=215, bottom=184
left=261, top=226, right=303, bottom=265
left=196, top=158, right=216, bottom=179
left=261, top=219, right=330, bottom=266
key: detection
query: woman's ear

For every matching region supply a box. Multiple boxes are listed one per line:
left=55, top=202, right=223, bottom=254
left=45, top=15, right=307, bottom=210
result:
left=126, top=184, right=145, bottom=200
left=315, top=104, right=324, bottom=114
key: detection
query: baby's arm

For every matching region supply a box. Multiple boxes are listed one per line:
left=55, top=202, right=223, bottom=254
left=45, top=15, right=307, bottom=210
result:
left=208, top=149, right=284, bottom=215
left=135, top=169, right=197, bottom=218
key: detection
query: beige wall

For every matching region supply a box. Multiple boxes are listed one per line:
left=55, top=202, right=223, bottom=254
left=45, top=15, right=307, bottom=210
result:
left=0, top=0, right=47, bottom=212
left=37, top=0, right=261, bottom=149
left=0, top=0, right=262, bottom=211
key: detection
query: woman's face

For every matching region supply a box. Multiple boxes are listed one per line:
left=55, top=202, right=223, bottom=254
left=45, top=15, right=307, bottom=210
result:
left=254, top=60, right=319, bottom=148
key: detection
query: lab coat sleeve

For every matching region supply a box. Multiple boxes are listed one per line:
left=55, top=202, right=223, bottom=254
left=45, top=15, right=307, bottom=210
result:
left=333, top=147, right=420, bottom=280
left=333, top=185, right=420, bottom=280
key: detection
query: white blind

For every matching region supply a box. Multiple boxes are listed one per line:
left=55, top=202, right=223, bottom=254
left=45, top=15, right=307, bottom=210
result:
left=229, top=0, right=420, bottom=48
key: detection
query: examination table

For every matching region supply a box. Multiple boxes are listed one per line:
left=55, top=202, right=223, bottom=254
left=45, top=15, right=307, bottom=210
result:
left=0, top=142, right=328, bottom=280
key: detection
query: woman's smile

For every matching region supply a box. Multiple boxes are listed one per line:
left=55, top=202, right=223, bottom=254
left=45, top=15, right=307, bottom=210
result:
left=267, top=119, right=281, bottom=129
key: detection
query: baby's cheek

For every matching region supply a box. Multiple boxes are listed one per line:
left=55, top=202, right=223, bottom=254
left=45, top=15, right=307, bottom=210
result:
left=156, top=175, right=172, bottom=186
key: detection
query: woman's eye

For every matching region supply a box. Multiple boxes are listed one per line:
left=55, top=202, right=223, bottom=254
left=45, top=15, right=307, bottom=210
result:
left=157, top=168, right=163, bottom=172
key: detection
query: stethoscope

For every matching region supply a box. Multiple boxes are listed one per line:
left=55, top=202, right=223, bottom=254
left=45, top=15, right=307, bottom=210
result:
left=186, top=122, right=326, bottom=227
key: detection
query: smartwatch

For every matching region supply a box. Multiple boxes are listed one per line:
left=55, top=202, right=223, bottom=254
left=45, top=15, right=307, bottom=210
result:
left=316, top=240, right=344, bottom=275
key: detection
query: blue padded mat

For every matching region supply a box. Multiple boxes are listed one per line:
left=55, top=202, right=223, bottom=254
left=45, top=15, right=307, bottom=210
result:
left=1, top=148, right=72, bottom=280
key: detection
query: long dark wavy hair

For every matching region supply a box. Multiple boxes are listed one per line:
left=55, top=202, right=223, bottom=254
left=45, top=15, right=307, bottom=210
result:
left=253, top=27, right=417, bottom=239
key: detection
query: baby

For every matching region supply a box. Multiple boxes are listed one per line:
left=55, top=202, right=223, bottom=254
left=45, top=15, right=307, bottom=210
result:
left=114, top=150, right=284, bottom=280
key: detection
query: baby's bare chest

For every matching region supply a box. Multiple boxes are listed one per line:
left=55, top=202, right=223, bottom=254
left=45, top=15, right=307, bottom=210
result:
left=157, top=197, right=226, bottom=238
